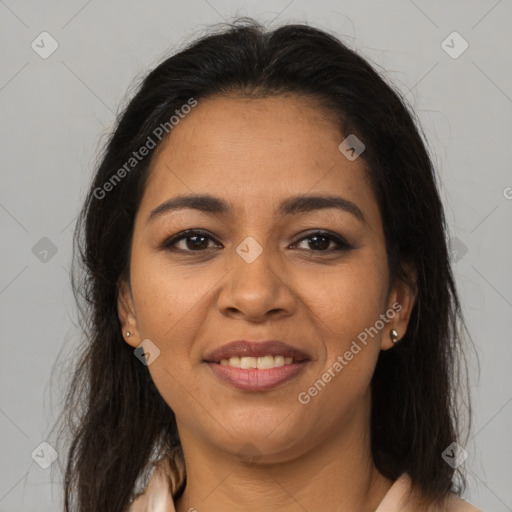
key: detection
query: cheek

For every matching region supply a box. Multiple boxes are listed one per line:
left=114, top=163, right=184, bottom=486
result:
left=308, top=254, right=388, bottom=339
left=301, top=252, right=387, bottom=396
left=129, top=253, right=213, bottom=341
left=128, top=253, right=215, bottom=410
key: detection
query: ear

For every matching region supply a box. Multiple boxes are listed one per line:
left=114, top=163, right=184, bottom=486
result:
left=381, top=262, right=417, bottom=351
left=117, top=277, right=139, bottom=348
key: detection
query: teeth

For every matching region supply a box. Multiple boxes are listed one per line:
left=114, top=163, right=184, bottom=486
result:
left=218, top=355, right=296, bottom=369
left=240, top=356, right=257, bottom=369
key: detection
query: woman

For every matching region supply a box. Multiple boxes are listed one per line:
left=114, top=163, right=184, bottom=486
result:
left=62, top=19, right=482, bottom=511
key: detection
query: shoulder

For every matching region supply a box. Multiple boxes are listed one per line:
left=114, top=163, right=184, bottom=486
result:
left=376, top=473, right=484, bottom=512
left=442, top=493, right=483, bottom=512
left=127, top=459, right=176, bottom=512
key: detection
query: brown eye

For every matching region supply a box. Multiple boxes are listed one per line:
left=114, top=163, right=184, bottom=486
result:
left=305, top=234, right=331, bottom=251
left=291, top=231, right=351, bottom=252
left=183, top=234, right=210, bottom=250
left=160, top=229, right=222, bottom=252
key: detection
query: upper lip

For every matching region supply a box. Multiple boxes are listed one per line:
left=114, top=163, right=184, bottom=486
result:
left=203, top=340, right=311, bottom=363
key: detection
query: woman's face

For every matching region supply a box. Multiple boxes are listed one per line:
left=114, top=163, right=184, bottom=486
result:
left=119, top=94, right=415, bottom=462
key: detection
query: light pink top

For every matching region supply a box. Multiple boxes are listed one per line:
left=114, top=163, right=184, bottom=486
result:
left=128, top=468, right=483, bottom=512
left=373, top=474, right=483, bottom=512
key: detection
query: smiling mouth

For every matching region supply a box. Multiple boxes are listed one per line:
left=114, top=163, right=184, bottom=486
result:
left=205, top=357, right=310, bottom=391
left=216, top=355, right=298, bottom=369
left=202, top=340, right=311, bottom=391
left=203, top=339, right=311, bottom=364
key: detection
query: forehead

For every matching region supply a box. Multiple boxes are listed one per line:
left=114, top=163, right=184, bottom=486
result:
left=140, top=94, right=379, bottom=224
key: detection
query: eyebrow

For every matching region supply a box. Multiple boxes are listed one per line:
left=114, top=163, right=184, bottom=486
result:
left=147, top=193, right=366, bottom=224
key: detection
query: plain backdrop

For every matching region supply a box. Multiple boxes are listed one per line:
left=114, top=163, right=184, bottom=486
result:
left=1, top=1, right=511, bottom=510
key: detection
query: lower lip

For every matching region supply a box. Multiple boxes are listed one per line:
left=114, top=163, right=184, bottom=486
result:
left=206, top=361, right=309, bottom=391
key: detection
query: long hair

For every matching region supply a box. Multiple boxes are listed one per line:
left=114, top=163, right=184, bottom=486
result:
left=60, top=18, right=471, bottom=511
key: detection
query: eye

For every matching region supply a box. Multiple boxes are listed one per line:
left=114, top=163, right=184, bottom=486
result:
left=160, top=229, right=352, bottom=254
left=290, top=230, right=351, bottom=252
left=160, top=229, right=222, bottom=252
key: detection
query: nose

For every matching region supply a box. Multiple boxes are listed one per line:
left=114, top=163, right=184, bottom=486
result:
left=217, top=241, right=297, bottom=323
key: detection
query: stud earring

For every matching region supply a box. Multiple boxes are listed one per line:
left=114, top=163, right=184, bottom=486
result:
left=390, top=329, right=399, bottom=343
left=126, top=331, right=132, bottom=338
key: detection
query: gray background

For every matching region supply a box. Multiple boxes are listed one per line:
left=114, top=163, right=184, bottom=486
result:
left=1, top=1, right=511, bottom=510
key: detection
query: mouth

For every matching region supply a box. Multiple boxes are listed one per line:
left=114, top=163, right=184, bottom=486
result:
left=203, top=340, right=311, bottom=391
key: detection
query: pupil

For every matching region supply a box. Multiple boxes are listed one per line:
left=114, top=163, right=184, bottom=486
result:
left=310, top=235, right=329, bottom=250
left=187, top=235, right=208, bottom=250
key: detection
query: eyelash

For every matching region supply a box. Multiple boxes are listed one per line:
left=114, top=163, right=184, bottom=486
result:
left=159, top=229, right=352, bottom=254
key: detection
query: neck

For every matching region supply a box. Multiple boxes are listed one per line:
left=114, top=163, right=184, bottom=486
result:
left=174, top=394, right=393, bottom=512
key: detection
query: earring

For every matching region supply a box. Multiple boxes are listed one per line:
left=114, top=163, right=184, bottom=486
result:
left=390, top=329, right=399, bottom=344
left=126, top=331, right=132, bottom=338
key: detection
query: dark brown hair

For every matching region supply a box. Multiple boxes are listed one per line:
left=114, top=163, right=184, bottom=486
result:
left=60, top=18, right=471, bottom=511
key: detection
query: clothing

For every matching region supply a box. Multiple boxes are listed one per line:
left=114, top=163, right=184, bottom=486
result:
left=374, top=474, right=482, bottom=512
left=128, top=466, right=483, bottom=512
